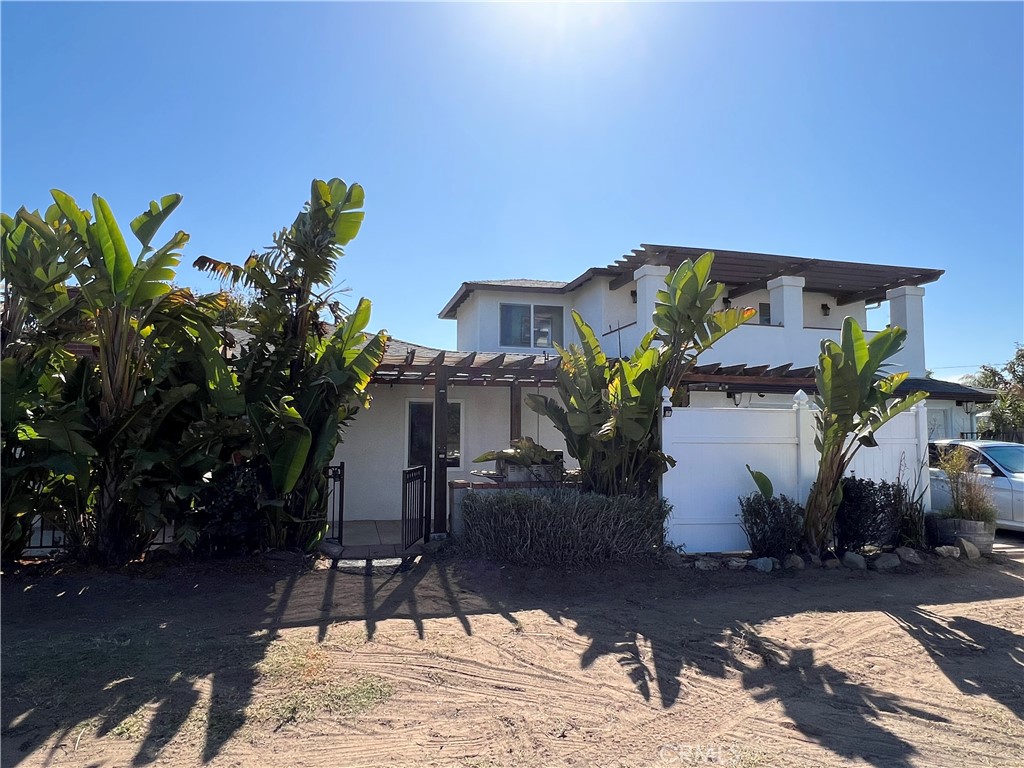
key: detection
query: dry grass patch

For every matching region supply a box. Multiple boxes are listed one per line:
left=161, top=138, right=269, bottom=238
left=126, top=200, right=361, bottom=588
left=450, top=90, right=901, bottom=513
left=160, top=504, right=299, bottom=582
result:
left=246, top=637, right=394, bottom=730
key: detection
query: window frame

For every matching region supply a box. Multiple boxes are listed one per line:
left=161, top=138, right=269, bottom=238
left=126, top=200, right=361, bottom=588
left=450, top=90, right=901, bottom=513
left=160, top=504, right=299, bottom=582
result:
left=498, top=302, right=564, bottom=349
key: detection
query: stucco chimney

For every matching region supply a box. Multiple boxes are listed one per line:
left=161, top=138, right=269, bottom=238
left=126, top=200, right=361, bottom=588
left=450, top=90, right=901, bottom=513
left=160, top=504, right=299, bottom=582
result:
left=886, top=285, right=926, bottom=377
left=766, top=275, right=805, bottom=328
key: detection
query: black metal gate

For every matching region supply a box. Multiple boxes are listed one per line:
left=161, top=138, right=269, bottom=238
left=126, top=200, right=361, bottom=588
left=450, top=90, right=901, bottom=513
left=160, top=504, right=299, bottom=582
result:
left=324, top=463, right=346, bottom=542
left=402, top=465, right=428, bottom=550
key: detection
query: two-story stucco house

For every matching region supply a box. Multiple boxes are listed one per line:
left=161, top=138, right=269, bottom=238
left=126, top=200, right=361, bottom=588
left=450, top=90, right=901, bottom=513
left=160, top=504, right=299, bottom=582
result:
left=333, top=244, right=994, bottom=553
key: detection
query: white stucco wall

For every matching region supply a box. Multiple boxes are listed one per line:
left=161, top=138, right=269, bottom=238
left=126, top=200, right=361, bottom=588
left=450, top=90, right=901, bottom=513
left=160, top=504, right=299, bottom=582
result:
left=455, top=294, right=482, bottom=351
left=459, top=290, right=572, bottom=354
left=333, top=382, right=575, bottom=521
left=453, top=279, right=880, bottom=373
left=925, top=399, right=976, bottom=440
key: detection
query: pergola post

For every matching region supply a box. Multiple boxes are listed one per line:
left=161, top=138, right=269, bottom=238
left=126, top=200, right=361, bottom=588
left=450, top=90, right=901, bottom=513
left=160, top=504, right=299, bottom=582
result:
left=432, top=365, right=449, bottom=535
left=510, top=381, right=522, bottom=441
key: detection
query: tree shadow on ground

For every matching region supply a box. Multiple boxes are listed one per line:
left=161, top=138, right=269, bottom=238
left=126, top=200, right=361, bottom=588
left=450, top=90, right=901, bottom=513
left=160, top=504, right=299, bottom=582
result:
left=1, top=560, right=299, bottom=767
left=2, top=553, right=1022, bottom=766
left=739, top=633, right=948, bottom=768
left=888, top=607, right=1024, bottom=721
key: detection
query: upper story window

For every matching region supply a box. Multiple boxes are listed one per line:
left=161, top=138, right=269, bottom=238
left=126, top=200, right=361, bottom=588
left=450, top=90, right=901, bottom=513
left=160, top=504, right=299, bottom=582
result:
left=500, top=303, right=564, bottom=348
left=758, top=302, right=772, bottom=326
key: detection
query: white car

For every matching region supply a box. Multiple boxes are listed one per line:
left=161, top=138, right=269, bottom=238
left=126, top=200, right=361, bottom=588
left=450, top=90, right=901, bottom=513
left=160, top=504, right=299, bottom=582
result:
left=928, top=440, right=1024, bottom=532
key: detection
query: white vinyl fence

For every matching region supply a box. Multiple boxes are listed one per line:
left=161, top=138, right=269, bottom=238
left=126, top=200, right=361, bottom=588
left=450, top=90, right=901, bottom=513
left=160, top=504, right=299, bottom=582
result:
left=661, top=393, right=930, bottom=553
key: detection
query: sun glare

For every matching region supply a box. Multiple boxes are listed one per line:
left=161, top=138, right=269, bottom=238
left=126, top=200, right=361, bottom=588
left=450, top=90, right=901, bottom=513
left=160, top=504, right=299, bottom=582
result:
left=477, top=2, right=632, bottom=62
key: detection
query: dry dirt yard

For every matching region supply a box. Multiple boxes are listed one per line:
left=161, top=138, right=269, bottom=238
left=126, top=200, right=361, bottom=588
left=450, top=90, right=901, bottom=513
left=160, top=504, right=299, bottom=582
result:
left=2, top=545, right=1022, bottom=768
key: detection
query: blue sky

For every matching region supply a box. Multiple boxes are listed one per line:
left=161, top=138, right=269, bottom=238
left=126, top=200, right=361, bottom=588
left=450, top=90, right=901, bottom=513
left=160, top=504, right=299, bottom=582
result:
left=3, top=1, right=1022, bottom=377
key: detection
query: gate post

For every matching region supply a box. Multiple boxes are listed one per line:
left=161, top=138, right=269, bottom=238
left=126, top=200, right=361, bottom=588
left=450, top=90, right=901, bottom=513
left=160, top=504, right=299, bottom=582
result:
left=915, top=403, right=932, bottom=512
left=432, top=365, right=449, bottom=535
left=794, top=390, right=815, bottom=502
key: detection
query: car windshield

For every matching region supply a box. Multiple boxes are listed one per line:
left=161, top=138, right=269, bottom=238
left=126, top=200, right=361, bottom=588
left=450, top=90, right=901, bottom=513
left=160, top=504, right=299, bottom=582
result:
left=984, top=445, right=1024, bottom=474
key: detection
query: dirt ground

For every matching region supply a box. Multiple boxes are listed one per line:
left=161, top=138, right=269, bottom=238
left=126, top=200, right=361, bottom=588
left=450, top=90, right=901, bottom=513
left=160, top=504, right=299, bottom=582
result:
left=2, top=541, right=1023, bottom=768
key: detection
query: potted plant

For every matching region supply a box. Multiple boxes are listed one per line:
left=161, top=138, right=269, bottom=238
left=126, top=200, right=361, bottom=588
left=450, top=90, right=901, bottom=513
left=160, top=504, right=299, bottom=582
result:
left=473, top=438, right=564, bottom=483
left=926, top=446, right=997, bottom=553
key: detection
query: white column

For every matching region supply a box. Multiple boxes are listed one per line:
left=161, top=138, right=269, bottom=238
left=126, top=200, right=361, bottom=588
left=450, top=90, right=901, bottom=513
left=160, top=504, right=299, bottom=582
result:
left=767, top=275, right=805, bottom=328
left=633, top=264, right=671, bottom=331
left=886, top=286, right=926, bottom=378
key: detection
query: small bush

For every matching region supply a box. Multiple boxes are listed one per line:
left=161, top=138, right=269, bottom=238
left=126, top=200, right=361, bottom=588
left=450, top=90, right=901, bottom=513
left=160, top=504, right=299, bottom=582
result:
left=190, top=467, right=265, bottom=556
left=834, top=477, right=903, bottom=554
left=460, top=489, right=670, bottom=567
left=936, top=446, right=997, bottom=524
left=738, top=493, right=803, bottom=559
left=894, top=486, right=926, bottom=548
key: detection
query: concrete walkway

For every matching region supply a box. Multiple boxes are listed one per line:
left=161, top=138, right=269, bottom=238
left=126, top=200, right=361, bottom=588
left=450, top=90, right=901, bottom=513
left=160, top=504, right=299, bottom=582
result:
left=994, top=529, right=1024, bottom=564
left=341, top=520, right=402, bottom=546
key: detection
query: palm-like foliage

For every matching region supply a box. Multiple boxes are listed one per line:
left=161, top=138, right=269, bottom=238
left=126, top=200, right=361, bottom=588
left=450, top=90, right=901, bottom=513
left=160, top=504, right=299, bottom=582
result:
left=527, top=253, right=754, bottom=496
left=1, top=209, right=89, bottom=557
left=196, top=179, right=387, bottom=548
left=15, top=190, right=242, bottom=564
left=803, top=317, right=927, bottom=554
left=653, top=252, right=759, bottom=394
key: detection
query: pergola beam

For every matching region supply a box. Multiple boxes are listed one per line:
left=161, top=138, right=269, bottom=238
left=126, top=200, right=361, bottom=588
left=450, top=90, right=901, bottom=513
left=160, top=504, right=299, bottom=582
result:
left=726, top=260, right=819, bottom=300
left=835, top=275, right=928, bottom=306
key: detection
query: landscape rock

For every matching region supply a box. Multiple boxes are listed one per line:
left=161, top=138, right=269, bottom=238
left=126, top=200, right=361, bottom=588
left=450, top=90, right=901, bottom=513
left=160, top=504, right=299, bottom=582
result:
left=783, top=554, right=805, bottom=570
left=895, top=546, right=923, bottom=566
left=808, top=554, right=822, bottom=568
left=842, top=551, right=867, bottom=570
left=663, top=550, right=684, bottom=568
left=824, top=557, right=842, bottom=569
left=873, top=553, right=901, bottom=571
left=422, top=538, right=445, bottom=554
left=955, top=537, right=981, bottom=561
left=725, top=557, right=748, bottom=570
left=263, top=549, right=305, bottom=563
left=695, top=557, right=721, bottom=571
left=318, top=539, right=344, bottom=560
left=770, top=557, right=782, bottom=571
left=145, top=545, right=179, bottom=564
left=934, top=545, right=960, bottom=559
left=749, top=557, right=774, bottom=573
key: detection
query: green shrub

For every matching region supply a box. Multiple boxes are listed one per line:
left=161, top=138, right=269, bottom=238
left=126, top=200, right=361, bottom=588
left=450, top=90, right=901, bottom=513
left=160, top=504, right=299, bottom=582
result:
left=737, top=493, right=803, bottom=559
left=935, top=446, right=997, bottom=524
left=893, top=484, right=926, bottom=548
left=460, top=489, right=670, bottom=567
left=190, top=467, right=265, bottom=556
left=833, top=477, right=903, bottom=554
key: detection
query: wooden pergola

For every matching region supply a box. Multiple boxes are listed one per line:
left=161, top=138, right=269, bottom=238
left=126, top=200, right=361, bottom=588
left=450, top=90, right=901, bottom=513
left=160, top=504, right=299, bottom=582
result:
left=375, top=335, right=993, bottom=537
left=604, top=245, right=945, bottom=305
left=373, top=340, right=561, bottom=535
left=440, top=244, right=946, bottom=320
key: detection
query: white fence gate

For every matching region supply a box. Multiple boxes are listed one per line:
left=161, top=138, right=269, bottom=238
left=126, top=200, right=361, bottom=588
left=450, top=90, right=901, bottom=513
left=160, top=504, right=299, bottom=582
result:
left=661, top=394, right=930, bottom=553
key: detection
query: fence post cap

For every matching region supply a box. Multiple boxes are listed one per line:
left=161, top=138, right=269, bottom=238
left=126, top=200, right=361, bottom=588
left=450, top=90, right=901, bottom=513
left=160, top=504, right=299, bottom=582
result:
left=793, top=389, right=809, bottom=407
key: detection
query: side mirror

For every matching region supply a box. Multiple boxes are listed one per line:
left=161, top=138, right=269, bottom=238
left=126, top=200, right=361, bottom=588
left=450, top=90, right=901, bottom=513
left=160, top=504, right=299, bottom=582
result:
left=973, top=464, right=994, bottom=477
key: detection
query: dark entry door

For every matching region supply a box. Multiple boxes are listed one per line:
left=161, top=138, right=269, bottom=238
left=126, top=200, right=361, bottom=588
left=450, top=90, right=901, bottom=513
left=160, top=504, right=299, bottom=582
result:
left=407, top=401, right=463, bottom=532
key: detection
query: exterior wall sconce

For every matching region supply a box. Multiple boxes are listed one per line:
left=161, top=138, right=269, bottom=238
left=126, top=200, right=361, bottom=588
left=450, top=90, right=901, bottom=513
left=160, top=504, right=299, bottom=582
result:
left=731, top=392, right=743, bottom=407
left=630, top=290, right=637, bottom=304
left=960, top=400, right=976, bottom=414
left=821, top=303, right=831, bottom=317
left=722, top=297, right=732, bottom=309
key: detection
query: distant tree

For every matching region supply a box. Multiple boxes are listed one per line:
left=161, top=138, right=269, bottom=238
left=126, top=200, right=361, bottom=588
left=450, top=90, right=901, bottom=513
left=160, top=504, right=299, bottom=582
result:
left=963, top=345, right=1024, bottom=435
